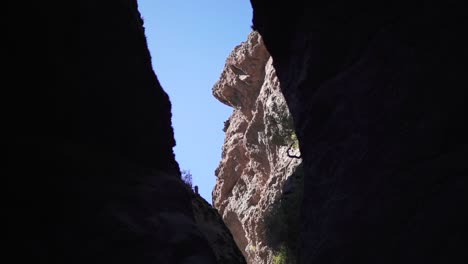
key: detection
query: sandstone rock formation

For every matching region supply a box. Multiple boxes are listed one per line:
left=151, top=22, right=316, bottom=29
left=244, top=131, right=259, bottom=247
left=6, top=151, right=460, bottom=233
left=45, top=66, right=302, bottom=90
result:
left=213, top=31, right=302, bottom=264
left=8, top=0, right=244, bottom=263
left=250, top=0, right=468, bottom=263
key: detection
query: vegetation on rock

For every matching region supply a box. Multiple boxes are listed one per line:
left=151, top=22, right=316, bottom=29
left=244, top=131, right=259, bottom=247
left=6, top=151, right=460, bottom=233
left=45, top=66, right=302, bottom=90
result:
left=267, top=103, right=296, bottom=147
left=264, top=164, right=304, bottom=263
left=181, top=169, right=193, bottom=189
left=223, top=118, right=231, bottom=132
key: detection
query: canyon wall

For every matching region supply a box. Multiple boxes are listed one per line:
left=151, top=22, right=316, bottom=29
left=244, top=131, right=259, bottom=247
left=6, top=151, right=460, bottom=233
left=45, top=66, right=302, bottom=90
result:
left=10, top=0, right=467, bottom=263
left=250, top=0, right=468, bottom=263
left=192, top=191, right=247, bottom=264
left=213, top=31, right=302, bottom=264
left=7, top=0, right=244, bottom=263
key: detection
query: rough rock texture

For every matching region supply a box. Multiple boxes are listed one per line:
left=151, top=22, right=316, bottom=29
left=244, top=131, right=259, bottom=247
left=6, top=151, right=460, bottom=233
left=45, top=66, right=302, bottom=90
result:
left=213, top=31, right=302, bottom=264
left=191, top=191, right=247, bottom=264
left=7, top=0, right=243, bottom=263
left=250, top=0, right=468, bottom=263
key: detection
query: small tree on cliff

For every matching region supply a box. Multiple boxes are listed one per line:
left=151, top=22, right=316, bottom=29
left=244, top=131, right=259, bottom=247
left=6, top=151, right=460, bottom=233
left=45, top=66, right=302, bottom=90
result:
left=181, top=170, right=193, bottom=189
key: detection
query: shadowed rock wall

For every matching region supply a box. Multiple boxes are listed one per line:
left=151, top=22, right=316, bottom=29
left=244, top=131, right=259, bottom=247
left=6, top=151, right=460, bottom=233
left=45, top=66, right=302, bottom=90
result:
left=7, top=0, right=244, bottom=263
left=250, top=0, right=468, bottom=263
left=192, top=191, right=247, bottom=264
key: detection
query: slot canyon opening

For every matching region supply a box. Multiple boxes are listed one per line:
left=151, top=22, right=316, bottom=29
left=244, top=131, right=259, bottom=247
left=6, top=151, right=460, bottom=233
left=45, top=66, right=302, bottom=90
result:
left=13, top=0, right=467, bottom=263
left=139, top=1, right=303, bottom=263
left=137, top=0, right=253, bottom=204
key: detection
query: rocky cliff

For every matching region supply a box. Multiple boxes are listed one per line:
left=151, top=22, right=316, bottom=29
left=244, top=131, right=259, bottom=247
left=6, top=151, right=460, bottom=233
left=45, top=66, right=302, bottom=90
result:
left=213, top=31, right=302, bottom=264
left=250, top=0, right=468, bottom=263
left=7, top=0, right=244, bottom=263
left=191, top=191, right=247, bottom=264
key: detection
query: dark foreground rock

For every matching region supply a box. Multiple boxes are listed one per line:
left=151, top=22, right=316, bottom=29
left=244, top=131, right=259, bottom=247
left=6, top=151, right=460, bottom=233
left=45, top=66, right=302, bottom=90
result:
left=250, top=0, right=468, bottom=263
left=6, top=0, right=244, bottom=263
left=192, top=191, right=247, bottom=264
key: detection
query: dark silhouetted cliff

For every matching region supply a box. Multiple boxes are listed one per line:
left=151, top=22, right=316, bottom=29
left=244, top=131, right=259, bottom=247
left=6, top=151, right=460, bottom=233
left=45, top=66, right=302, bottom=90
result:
left=7, top=0, right=244, bottom=263
left=250, top=0, right=468, bottom=263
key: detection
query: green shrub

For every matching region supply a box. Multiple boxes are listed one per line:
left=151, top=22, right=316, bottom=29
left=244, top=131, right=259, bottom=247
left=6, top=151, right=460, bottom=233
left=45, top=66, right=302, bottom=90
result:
left=267, top=103, right=297, bottom=147
left=222, top=118, right=230, bottom=132
left=289, top=133, right=299, bottom=150
left=264, top=164, right=304, bottom=263
left=273, top=246, right=288, bottom=264
left=181, top=169, right=193, bottom=189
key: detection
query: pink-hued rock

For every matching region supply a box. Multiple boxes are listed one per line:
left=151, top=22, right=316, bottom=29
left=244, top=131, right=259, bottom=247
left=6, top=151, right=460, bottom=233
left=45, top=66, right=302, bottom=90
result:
left=212, top=31, right=301, bottom=264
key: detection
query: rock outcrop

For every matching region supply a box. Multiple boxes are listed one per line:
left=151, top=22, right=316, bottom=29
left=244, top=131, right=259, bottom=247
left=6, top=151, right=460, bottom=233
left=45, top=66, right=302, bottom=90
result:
left=191, top=191, right=247, bottom=264
left=213, top=31, right=302, bottom=264
left=7, top=0, right=244, bottom=263
left=250, top=0, right=468, bottom=263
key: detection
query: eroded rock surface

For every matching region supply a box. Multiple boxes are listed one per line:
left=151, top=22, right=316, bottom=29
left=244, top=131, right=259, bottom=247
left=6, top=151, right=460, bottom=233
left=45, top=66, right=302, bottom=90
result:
left=213, top=31, right=302, bottom=264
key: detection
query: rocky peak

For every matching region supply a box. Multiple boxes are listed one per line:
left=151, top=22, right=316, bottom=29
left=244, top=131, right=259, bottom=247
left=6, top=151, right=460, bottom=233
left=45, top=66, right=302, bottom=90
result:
left=213, top=31, right=270, bottom=116
left=212, top=31, right=302, bottom=264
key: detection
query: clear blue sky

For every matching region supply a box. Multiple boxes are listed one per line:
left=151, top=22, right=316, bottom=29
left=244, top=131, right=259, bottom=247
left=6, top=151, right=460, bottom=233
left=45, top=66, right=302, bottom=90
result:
left=138, top=1, right=252, bottom=203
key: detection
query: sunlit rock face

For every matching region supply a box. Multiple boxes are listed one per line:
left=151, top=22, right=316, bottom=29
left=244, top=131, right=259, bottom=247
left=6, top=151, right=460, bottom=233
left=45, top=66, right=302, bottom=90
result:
left=213, top=31, right=302, bottom=264
left=250, top=0, right=468, bottom=263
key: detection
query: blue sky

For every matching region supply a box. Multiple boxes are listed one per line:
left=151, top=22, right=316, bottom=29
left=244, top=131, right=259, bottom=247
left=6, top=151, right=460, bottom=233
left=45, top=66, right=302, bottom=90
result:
left=138, top=1, right=252, bottom=203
